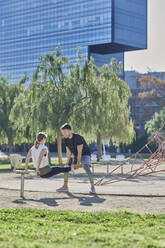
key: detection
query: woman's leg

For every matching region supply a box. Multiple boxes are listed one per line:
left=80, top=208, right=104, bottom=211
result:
left=41, top=166, right=71, bottom=178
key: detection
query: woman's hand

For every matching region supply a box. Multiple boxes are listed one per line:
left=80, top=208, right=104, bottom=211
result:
left=36, top=169, right=40, bottom=176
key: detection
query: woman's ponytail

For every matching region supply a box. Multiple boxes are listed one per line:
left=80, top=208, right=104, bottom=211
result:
left=34, top=132, right=47, bottom=149
left=34, top=140, right=40, bottom=149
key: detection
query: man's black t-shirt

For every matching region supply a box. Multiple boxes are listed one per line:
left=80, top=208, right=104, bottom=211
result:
left=64, top=133, right=91, bottom=157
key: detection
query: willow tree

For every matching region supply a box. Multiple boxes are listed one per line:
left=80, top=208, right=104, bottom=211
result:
left=11, top=49, right=134, bottom=162
left=10, top=77, right=46, bottom=145
left=11, top=47, right=91, bottom=165
left=0, top=74, right=27, bottom=152
left=10, top=48, right=68, bottom=164
left=34, top=48, right=94, bottom=164
left=71, top=58, right=135, bottom=160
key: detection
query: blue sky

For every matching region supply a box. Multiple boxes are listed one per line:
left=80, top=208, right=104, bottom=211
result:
left=125, top=0, right=164, bottom=73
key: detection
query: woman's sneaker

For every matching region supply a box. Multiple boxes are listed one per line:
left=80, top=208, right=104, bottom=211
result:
left=56, top=186, right=69, bottom=193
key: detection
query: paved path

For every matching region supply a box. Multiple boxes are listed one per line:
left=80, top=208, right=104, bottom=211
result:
left=0, top=166, right=165, bottom=213
left=1, top=166, right=165, bottom=195
left=1, top=189, right=165, bottom=213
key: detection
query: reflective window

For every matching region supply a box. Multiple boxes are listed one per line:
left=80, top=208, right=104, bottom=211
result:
left=0, top=0, right=146, bottom=82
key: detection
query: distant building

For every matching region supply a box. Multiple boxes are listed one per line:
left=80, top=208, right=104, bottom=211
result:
left=0, top=0, right=147, bottom=82
left=125, top=71, right=165, bottom=136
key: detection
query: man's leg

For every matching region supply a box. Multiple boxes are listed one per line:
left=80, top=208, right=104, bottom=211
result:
left=56, top=172, right=69, bottom=192
left=81, top=155, right=96, bottom=193
left=64, top=172, right=69, bottom=187
left=63, top=157, right=74, bottom=187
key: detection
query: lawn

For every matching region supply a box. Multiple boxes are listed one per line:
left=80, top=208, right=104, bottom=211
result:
left=0, top=158, right=67, bottom=171
left=0, top=208, right=165, bottom=248
left=0, top=158, right=11, bottom=170
left=0, top=154, right=155, bottom=171
left=0, top=158, right=102, bottom=171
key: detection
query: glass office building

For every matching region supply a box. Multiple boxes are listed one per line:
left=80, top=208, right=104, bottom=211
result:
left=0, top=0, right=147, bottom=82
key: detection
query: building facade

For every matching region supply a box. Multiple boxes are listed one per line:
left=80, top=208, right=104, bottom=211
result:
left=125, top=71, right=165, bottom=137
left=0, top=0, right=147, bottom=82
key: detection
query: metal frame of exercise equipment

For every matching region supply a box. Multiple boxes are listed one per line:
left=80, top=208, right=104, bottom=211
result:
left=95, top=124, right=165, bottom=186
left=10, top=154, right=34, bottom=197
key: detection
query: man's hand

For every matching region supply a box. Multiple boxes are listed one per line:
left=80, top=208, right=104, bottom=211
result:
left=74, top=163, right=80, bottom=170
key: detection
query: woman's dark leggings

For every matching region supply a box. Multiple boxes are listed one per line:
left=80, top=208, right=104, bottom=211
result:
left=40, top=166, right=71, bottom=178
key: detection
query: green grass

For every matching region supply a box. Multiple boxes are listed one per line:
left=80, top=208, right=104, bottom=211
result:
left=0, top=154, right=154, bottom=171
left=0, top=209, right=165, bottom=248
left=0, top=158, right=100, bottom=171
left=0, top=158, right=67, bottom=171
left=0, top=158, right=11, bottom=170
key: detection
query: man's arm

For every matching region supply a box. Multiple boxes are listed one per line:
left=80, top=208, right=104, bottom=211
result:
left=66, top=146, right=72, bottom=164
left=25, top=149, right=32, bottom=171
left=36, top=148, right=47, bottom=175
left=75, top=144, right=83, bottom=169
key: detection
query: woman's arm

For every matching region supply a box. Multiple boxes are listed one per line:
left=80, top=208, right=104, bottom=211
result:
left=25, top=149, right=32, bottom=171
left=36, top=148, right=47, bottom=175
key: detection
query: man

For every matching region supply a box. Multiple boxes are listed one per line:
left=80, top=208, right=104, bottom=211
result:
left=56, top=123, right=96, bottom=194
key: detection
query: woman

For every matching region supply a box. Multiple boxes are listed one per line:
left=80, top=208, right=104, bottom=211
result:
left=24, top=132, right=72, bottom=177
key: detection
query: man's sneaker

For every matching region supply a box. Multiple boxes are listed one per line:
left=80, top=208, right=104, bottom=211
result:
left=89, top=187, right=96, bottom=194
left=56, top=186, right=69, bottom=193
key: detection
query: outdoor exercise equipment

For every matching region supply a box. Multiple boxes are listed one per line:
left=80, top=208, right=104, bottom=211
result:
left=95, top=124, right=165, bottom=186
left=10, top=154, right=34, bottom=197
left=10, top=154, right=73, bottom=198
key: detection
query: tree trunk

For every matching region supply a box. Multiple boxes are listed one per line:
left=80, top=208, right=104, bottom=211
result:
left=8, top=140, right=13, bottom=154
left=122, top=143, right=126, bottom=154
left=57, top=129, right=63, bottom=166
left=97, top=132, right=102, bottom=161
left=23, top=143, right=26, bottom=153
